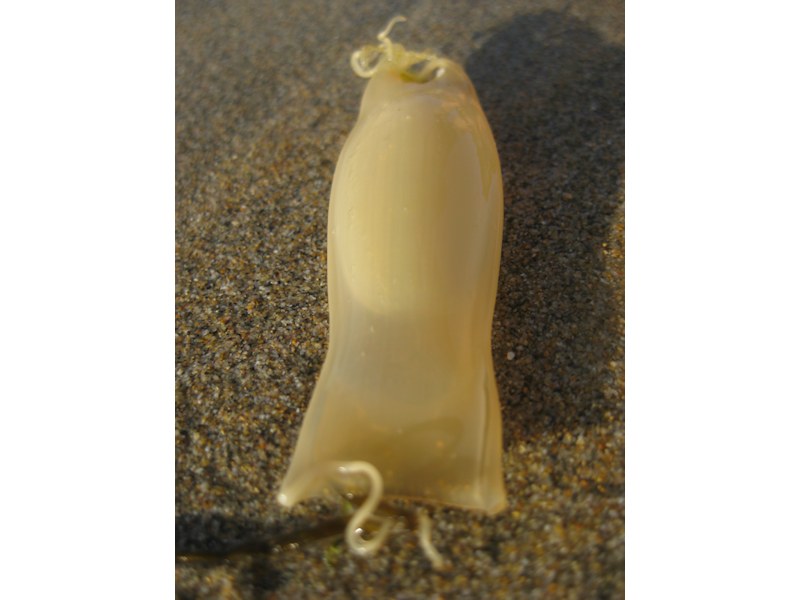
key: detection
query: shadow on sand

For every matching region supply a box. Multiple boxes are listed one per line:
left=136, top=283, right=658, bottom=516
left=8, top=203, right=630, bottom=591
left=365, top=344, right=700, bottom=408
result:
left=466, top=11, right=624, bottom=439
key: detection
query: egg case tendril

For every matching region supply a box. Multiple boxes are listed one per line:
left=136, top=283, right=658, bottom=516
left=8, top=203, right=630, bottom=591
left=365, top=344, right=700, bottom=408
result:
left=350, top=15, right=445, bottom=83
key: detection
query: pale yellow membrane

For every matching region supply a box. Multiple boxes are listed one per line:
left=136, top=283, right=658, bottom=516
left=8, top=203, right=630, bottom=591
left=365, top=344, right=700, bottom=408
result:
left=279, top=20, right=507, bottom=526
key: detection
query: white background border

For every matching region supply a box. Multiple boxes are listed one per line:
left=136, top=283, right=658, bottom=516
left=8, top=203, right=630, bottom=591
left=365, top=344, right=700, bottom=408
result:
left=2, top=1, right=799, bottom=597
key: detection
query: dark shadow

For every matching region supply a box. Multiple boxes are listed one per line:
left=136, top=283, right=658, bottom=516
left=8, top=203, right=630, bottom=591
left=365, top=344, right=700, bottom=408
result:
left=175, top=504, right=422, bottom=595
left=466, top=11, right=624, bottom=439
left=176, top=513, right=288, bottom=594
left=175, top=511, right=352, bottom=594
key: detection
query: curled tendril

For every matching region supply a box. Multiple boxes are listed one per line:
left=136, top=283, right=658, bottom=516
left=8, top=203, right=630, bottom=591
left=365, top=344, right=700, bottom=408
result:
left=416, top=508, right=445, bottom=570
left=350, top=15, right=444, bottom=82
left=350, top=45, right=384, bottom=78
left=334, top=461, right=394, bottom=556
left=377, top=15, right=407, bottom=53
left=327, top=461, right=446, bottom=568
left=350, top=15, right=407, bottom=78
